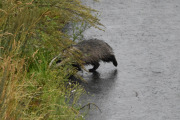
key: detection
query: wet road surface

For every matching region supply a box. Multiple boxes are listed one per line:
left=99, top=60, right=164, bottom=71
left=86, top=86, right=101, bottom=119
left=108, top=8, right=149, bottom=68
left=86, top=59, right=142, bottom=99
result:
left=80, top=0, right=180, bottom=120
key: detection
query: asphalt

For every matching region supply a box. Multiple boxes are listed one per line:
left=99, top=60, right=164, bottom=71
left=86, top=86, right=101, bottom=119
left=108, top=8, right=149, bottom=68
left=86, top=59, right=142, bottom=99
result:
left=80, top=0, right=180, bottom=120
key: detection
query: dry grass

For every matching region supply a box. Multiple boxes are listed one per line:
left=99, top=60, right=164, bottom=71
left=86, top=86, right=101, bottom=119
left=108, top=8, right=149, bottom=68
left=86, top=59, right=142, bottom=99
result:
left=0, top=0, right=102, bottom=119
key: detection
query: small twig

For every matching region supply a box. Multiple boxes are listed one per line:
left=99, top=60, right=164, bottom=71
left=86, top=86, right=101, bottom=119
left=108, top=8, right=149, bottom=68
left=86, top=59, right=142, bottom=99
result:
left=48, top=53, right=61, bottom=68
left=80, top=103, right=102, bottom=113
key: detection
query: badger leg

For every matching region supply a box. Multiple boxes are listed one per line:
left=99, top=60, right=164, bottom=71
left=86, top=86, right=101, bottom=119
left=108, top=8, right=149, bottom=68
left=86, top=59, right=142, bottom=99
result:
left=111, top=55, right=118, bottom=67
left=89, top=62, right=100, bottom=72
left=102, top=55, right=118, bottom=67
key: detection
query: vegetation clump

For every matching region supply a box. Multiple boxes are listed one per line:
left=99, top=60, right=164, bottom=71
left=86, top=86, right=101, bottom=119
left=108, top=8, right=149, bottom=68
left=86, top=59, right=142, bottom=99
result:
left=0, top=0, right=102, bottom=119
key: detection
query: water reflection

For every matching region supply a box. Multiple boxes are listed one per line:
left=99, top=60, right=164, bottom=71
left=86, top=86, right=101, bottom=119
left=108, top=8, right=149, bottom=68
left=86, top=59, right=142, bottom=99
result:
left=82, top=69, right=118, bottom=94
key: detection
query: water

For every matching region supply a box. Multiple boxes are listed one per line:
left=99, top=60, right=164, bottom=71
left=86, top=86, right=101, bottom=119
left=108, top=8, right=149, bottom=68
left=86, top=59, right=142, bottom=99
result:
left=80, top=0, right=180, bottom=120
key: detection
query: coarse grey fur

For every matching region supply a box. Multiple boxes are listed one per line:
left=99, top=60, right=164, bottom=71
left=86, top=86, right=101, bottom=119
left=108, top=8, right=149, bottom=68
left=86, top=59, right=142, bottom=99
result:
left=49, top=39, right=118, bottom=72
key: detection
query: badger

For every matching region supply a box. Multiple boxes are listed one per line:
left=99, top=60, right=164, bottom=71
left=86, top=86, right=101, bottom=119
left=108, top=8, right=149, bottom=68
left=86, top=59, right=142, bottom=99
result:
left=49, top=39, right=118, bottom=72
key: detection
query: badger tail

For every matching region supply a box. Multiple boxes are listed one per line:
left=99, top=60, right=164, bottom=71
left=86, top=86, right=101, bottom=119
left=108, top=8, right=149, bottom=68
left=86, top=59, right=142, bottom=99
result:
left=111, top=55, right=118, bottom=67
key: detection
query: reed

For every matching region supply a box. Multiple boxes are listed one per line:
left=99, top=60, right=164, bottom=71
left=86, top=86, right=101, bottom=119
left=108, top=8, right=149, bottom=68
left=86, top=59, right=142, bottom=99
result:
left=0, top=0, right=102, bottom=119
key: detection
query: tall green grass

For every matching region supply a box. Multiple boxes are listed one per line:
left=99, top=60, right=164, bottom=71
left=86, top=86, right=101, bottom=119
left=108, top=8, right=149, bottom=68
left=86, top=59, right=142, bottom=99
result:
left=0, top=0, right=102, bottom=119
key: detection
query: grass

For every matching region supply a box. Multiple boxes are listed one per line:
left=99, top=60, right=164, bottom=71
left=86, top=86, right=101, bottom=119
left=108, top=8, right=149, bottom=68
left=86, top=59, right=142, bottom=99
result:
left=0, top=0, right=102, bottom=119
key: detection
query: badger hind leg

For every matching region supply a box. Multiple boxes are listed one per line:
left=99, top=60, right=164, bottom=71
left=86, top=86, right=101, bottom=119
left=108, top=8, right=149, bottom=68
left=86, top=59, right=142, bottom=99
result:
left=89, top=62, right=100, bottom=72
left=111, top=55, right=118, bottom=67
left=102, top=55, right=118, bottom=67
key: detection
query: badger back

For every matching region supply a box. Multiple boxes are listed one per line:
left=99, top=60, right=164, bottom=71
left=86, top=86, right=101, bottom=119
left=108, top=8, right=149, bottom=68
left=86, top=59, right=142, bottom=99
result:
left=73, top=39, right=114, bottom=64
